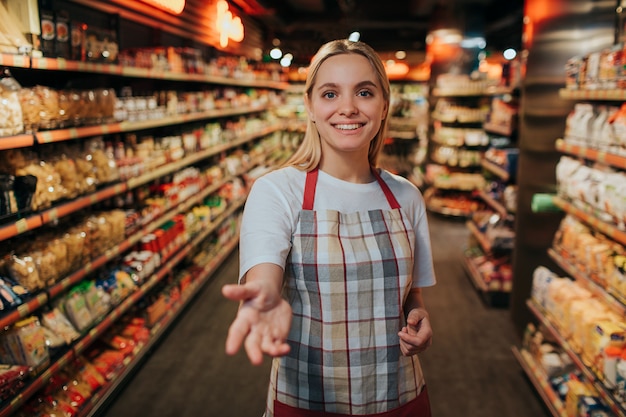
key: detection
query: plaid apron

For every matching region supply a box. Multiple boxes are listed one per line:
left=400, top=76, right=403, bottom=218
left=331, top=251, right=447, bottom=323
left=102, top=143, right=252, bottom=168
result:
left=266, top=168, right=430, bottom=417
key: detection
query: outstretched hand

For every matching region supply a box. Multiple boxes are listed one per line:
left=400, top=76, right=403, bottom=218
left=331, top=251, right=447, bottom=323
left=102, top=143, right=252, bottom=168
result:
left=398, top=308, right=432, bottom=356
left=222, top=280, right=292, bottom=365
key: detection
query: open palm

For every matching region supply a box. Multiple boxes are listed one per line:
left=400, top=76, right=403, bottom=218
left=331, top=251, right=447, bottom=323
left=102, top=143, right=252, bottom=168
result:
left=223, top=282, right=292, bottom=365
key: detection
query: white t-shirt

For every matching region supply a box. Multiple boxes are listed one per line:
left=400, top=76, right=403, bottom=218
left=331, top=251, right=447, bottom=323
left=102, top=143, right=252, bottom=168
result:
left=238, top=166, right=437, bottom=288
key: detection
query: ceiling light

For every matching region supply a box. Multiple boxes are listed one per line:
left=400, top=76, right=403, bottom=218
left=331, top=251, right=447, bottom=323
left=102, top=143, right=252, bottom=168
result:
left=427, top=28, right=463, bottom=45
left=460, top=37, right=486, bottom=49
left=270, top=47, right=282, bottom=59
left=503, top=48, right=517, bottom=60
left=395, top=50, right=406, bottom=60
left=280, top=56, right=292, bottom=67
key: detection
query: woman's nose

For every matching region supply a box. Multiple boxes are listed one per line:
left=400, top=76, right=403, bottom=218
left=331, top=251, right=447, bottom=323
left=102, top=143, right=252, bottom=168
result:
left=338, top=96, right=358, bottom=115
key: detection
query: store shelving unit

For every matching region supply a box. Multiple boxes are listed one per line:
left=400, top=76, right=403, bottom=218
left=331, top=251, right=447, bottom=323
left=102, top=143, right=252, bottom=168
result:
left=515, top=85, right=626, bottom=416
left=525, top=300, right=626, bottom=416
left=0, top=31, right=293, bottom=415
left=380, top=82, right=429, bottom=187
left=426, top=82, right=515, bottom=303
left=468, top=90, right=518, bottom=307
left=511, top=346, right=567, bottom=417
left=424, top=83, right=492, bottom=217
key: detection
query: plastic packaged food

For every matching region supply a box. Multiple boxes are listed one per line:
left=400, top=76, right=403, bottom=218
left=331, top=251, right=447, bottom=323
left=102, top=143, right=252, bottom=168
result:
left=0, top=277, right=22, bottom=308
left=0, top=68, right=24, bottom=137
left=61, top=289, right=93, bottom=332
left=0, top=316, right=49, bottom=368
left=62, top=226, right=86, bottom=273
left=0, top=174, right=15, bottom=216
left=16, top=159, right=67, bottom=210
left=13, top=174, right=37, bottom=212
left=41, top=308, right=80, bottom=345
left=18, top=85, right=60, bottom=131
left=5, top=253, right=42, bottom=291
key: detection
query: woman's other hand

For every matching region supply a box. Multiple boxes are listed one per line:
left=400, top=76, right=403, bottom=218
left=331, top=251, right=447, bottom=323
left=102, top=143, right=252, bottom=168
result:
left=398, top=307, right=432, bottom=356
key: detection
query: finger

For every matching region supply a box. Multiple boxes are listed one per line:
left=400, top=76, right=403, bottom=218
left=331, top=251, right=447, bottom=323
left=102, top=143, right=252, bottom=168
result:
left=398, top=328, right=429, bottom=349
left=222, top=284, right=251, bottom=301
left=225, top=318, right=250, bottom=356
left=244, top=328, right=264, bottom=365
left=261, top=332, right=290, bottom=357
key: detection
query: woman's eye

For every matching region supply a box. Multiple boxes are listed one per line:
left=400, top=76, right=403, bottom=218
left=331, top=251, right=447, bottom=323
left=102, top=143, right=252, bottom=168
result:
left=358, top=90, right=372, bottom=97
left=323, top=92, right=336, bottom=99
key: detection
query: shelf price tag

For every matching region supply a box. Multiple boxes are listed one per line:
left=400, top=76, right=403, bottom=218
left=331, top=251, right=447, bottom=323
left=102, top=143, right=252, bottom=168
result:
left=47, top=208, right=59, bottom=222
left=14, top=218, right=28, bottom=234
left=17, top=303, right=31, bottom=317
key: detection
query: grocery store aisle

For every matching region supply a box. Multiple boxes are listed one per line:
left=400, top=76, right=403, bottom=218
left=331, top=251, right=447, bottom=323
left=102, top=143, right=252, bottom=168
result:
left=100, top=214, right=549, bottom=417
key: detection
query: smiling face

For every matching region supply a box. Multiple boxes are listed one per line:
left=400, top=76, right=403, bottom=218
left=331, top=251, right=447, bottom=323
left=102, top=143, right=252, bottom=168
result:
left=305, top=53, right=388, bottom=167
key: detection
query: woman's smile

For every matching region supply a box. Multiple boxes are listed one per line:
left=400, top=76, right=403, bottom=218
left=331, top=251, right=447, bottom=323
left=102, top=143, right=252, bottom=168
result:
left=333, top=122, right=365, bottom=131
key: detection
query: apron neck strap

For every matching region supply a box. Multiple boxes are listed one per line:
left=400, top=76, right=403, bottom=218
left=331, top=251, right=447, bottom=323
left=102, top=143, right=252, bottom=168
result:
left=371, top=168, right=401, bottom=209
left=303, top=168, right=401, bottom=210
left=302, top=168, right=319, bottom=210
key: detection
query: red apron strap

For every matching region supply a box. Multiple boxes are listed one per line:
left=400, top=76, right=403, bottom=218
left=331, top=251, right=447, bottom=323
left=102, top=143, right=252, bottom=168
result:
left=304, top=168, right=400, bottom=210
left=303, top=168, right=319, bottom=210
left=371, top=168, right=401, bottom=210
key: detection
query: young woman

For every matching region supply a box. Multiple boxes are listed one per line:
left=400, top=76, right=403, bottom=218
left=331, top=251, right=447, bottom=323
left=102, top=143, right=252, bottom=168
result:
left=222, top=39, right=436, bottom=417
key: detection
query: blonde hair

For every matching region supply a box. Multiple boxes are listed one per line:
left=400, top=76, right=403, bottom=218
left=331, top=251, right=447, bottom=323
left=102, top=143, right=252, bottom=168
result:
left=284, top=39, right=390, bottom=171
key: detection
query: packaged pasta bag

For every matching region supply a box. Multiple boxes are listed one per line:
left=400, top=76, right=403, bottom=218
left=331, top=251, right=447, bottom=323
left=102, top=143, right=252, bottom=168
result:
left=16, top=158, right=67, bottom=210
left=4, top=251, right=43, bottom=292
left=61, top=226, right=87, bottom=273
left=83, top=137, right=119, bottom=185
left=0, top=67, right=23, bottom=137
left=40, top=307, right=80, bottom=345
left=44, top=146, right=82, bottom=200
left=73, top=148, right=97, bottom=194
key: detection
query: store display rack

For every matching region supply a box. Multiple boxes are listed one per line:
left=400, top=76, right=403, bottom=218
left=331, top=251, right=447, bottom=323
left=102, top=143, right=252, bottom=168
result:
left=459, top=88, right=518, bottom=308
left=0, top=117, right=281, bottom=242
left=517, top=83, right=626, bottom=416
left=526, top=300, right=626, bottom=416
left=551, top=196, right=626, bottom=246
left=511, top=346, right=567, bottom=417
left=80, top=235, right=240, bottom=417
left=426, top=83, right=508, bottom=218
left=0, top=34, right=292, bottom=413
left=555, top=138, right=626, bottom=170
left=462, top=247, right=510, bottom=308
left=559, top=88, right=626, bottom=101
left=0, top=141, right=282, bottom=416
left=379, top=82, right=429, bottom=187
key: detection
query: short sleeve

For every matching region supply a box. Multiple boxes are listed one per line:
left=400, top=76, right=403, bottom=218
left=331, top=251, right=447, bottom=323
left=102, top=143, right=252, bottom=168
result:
left=238, top=172, right=300, bottom=281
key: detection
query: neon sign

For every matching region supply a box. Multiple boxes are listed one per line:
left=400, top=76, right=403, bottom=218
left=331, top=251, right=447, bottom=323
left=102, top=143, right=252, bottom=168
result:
left=140, top=0, right=186, bottom=14
left=217, top=0, right=244, bottom=48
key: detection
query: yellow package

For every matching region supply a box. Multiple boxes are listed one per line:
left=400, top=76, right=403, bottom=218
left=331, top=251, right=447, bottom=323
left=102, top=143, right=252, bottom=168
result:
left=565, top=379, right=594, bottom=417
left=571, top=299, right=611, bottom=356
left=583, top=319, right=626, bottom=376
